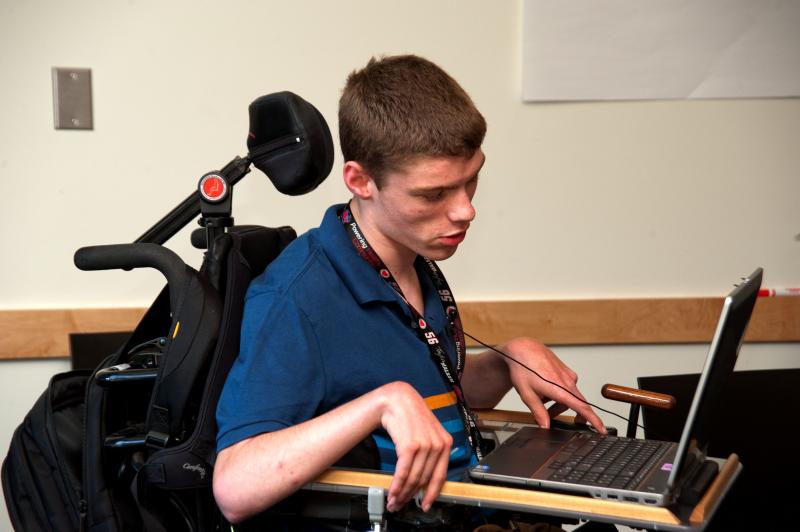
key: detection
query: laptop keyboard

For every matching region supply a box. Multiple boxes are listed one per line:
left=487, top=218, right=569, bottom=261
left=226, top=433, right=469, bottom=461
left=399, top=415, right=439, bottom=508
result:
left=545, top=433, right=671, bottom=490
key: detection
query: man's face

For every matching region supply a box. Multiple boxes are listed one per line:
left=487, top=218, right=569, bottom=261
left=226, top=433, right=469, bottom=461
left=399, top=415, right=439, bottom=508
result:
left=367, top=149, right=485, bottom=261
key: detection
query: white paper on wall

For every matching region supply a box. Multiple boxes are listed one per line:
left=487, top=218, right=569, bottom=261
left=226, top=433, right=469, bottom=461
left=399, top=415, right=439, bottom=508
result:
left=523, top=0, right=800, bottom=101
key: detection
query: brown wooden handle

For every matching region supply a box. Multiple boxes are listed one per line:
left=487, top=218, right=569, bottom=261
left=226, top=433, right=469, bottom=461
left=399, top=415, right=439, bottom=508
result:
left=601, top=384, right=676, bottom=410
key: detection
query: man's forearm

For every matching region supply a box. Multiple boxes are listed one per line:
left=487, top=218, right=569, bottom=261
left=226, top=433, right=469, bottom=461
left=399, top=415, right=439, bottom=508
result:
left=461, top=349, right=512, bottom=408
left=213, top=385, right=390, bottom=523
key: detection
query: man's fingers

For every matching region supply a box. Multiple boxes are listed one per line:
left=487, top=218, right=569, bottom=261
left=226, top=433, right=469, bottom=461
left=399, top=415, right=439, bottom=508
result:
left=421, top=450, right=450, bottom=511
left=547, top=384, right=606, bottom=434
left=520, top=389, right=550, bottom=428
left=415, top=433, right=450, bottom=507
left=419, top=439, right=446, bottom=486
left=547, top=403, right=588, bottom=427
left=394, top=444, right=427, bottom=507
left=391, top=431, right=450, bottom=509
left=562, top=387, right=605, bottom=433
left=576, top=404, right=606, bottom=434
left=388, top=453, right=413, bottom=511
left=546, top=402, right=569, bottom=419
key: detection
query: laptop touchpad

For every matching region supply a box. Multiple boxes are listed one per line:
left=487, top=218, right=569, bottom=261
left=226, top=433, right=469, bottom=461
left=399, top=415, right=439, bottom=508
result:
left=483, top=427, right=573, bottom=476
left=518, top=426, right=576, bottom=445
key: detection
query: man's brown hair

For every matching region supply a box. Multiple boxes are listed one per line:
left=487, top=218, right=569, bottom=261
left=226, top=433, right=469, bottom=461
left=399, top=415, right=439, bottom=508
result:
left=339, top=55, right=486, bottom=186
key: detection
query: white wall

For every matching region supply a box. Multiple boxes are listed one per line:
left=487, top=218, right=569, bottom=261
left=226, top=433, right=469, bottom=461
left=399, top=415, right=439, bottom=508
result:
left=1, top=1, right=798, bottom=530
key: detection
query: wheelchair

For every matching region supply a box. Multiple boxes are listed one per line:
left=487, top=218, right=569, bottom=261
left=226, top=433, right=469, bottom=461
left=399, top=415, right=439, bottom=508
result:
left=69, top=91, right=333, bottom=531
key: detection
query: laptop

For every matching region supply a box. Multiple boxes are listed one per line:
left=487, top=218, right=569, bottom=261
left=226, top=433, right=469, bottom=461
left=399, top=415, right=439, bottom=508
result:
left=468, top=268, right=762, bottom=507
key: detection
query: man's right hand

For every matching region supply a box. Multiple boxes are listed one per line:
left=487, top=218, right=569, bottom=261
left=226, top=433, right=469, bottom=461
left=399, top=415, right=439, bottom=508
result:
left=378, top=381, right=453, bottom=512
left=213, top=380, right=451, bottom=522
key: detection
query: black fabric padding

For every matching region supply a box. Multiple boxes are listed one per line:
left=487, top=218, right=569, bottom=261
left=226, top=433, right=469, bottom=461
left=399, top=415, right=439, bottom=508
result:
left=247, top=91, right=334, bottom=196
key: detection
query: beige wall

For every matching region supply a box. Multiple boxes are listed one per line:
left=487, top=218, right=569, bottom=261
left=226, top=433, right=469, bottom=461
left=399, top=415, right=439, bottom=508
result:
left=0, top=1, right=798, bottom=529
left=2, top=0, right=798, bottom=307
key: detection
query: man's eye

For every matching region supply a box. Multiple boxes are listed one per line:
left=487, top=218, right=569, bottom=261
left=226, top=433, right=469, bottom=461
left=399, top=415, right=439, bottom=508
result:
left=422, top=191, right=444, bottom=202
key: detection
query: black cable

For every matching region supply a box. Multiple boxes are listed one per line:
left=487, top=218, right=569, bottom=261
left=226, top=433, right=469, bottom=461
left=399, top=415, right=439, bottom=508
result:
left=454, top=324, right=654, bottom=437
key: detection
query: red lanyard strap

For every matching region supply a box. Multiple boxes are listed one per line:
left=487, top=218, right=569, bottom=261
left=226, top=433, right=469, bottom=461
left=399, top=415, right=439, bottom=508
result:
left=340, top=204, right=486, bottom=460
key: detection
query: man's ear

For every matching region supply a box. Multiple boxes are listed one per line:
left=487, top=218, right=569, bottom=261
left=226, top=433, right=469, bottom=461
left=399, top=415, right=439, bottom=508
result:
left=343, top=161, right=376, bottom=199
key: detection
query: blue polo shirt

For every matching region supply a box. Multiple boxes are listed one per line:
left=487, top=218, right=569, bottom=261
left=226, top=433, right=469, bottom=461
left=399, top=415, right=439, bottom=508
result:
left=216, top=204, right=477, bottom=478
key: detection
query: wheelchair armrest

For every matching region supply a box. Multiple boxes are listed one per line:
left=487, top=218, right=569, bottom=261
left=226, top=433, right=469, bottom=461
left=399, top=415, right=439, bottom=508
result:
left=601, top=383, right=676, bottom=410
left=473, top=408, right=538, bottom=425
left=474, top=409, right=617, bottom=436
left=74, top=243, right=189, bottom=310
left=474, top=409, right=588, bottom=429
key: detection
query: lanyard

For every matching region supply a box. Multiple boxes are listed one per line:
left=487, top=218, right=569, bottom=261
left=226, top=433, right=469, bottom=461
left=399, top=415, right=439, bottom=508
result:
left=340, top=204, right=485, bottom=460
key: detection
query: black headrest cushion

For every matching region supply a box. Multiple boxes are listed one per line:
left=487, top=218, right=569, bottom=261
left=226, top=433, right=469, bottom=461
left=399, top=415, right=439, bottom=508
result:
left=246, top=92, right=334, bottom=196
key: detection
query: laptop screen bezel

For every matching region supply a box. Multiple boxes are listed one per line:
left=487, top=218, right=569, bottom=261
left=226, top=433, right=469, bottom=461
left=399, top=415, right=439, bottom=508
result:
left=665, top=268, right=762, bottom=489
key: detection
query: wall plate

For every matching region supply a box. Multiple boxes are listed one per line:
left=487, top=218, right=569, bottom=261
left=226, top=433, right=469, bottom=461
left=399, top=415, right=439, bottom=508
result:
left=52, top=67, right=93, bottom=130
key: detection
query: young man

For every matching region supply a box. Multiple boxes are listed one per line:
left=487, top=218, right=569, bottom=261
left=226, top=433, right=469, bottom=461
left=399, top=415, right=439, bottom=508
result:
left=213, top=55, right=605, bottom=524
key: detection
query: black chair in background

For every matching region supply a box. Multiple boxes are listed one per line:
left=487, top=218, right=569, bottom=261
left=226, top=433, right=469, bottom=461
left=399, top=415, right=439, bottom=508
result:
left=636, top=368, right=800, bottom=530
left=69, top=331, right=132, bottom=370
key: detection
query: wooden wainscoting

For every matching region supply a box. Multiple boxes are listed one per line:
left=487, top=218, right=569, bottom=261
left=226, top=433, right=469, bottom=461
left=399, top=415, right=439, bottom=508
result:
left=457, top=296, right=799, bottom=346
left=0, top=308, right=147, bottom=359
left=0, top=296, right=798, bottom=359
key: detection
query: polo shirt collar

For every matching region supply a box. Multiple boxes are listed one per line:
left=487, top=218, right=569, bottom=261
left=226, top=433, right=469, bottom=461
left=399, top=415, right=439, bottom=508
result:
left=318, top=204, right=401, bottom=306
left=318, top=204, right=448, bottom=333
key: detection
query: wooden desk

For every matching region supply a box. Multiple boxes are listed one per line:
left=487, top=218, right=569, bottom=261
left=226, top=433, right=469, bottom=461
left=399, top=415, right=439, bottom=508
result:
left=305, top=454, right=740, bottom=531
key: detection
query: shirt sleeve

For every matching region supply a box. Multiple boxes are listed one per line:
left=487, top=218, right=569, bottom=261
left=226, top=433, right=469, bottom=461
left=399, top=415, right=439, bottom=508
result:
left=216, top=286, right=324, bottom=452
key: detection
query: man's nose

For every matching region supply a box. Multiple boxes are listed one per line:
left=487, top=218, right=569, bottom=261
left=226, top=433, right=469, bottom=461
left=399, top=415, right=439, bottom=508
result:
left=448, top=190, right=476, bottom=223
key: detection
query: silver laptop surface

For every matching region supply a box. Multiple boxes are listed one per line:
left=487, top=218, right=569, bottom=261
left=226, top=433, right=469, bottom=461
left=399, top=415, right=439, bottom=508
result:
left=468, top=269, right=762, bottom=507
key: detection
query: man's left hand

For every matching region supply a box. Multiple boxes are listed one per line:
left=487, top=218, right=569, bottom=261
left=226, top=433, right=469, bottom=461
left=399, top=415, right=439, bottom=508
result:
left=499, top=337, right=606, bottom=433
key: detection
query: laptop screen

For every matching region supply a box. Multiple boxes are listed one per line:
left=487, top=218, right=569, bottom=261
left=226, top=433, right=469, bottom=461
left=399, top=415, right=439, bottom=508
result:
left=667, top=268, right=762, bottom=488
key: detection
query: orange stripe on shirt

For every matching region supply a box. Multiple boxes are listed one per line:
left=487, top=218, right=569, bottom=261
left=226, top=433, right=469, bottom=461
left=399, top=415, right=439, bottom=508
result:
left=424, top=391, right=457, bottom=411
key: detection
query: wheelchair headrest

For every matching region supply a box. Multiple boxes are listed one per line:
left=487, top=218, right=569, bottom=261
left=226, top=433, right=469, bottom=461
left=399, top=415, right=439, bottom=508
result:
left=247, top=92, right=334, bottom=196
